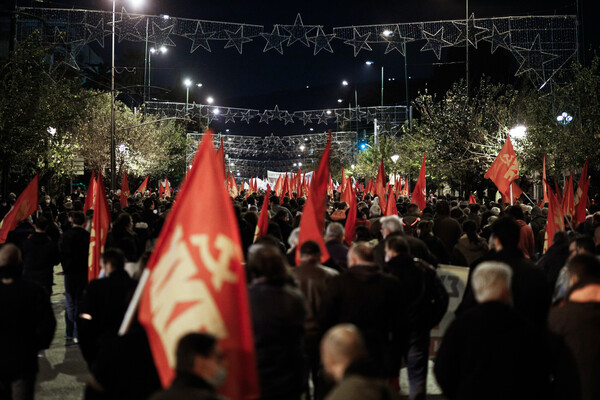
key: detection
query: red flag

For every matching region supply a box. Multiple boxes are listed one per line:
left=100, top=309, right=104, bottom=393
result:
left=542, top=155, right=549, bottom=205
left=84, top=170, right=96, bottom=213
left=574, top=158, right=589, bottom=227
left=0, top=174, right=38, bottom=244
left=501, top=182, right=523, bottom=204
left=385, top=184, right=398, bottom=216
left=344, top=183, right=357, bottom=246
left=327, top=175, right=334, bottom=198
left=340, top=176, right=353, bottom=205
left=159, top=181, right=165, bottom=199
left=280, top=174, right=290, bottom=203
left=245, top=176, right=254, bottom=200
left=341, top=167, right=347, bottom=192
left=137, top=175, right=149, bottom=194
left=120, top=170, right=130, bottom=209
left=274, top=175, right=283, bottom=197
left=228, top=174, right=239, bottom=198
left=411, top=153, right=427, bottom=211
left=295, top=169, right=302, bottom=194
left=402, top=175, right=410, bottom=197
left=88, top=173, right=111, bottom=281
left=375, top=160, right=387, bottom=215
left=484, top=135, right=519, bottom=196
left=562, top=171, right=575, bottom=217
left=254, top=186, right=271, bottom=243
left=554, top=178, right=563, bottom=205
left=164, top=177, right=172, bottom=198
left=138, top=130, right=260, bottom=398
left=468, top=192, right=476, bottom=204
left=296, top=132, right=332, bottom=265
left=543, top=181, right=565, bottom=253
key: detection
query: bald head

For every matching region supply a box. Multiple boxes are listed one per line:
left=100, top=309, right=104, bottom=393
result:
left=321, top=324, right=366, bottom=382
left=0, top=244, right=22, bottom=281
left=347, top=242, right=374, bottom=267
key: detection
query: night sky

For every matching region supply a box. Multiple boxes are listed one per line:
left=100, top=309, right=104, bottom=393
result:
left=33, top=0, right=600, bottom=135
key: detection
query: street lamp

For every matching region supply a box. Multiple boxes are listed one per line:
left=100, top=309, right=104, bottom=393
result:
left=556, top=112, right=573, bottom=125
left=110, top=0, right=143, bottom=191
left=206, top=96, right=214, bottom=104
left=146, top=46, right=167, bottom=102
left=391, top=154, right=400, bottom=163
left=509, top=125, right=527, bottom=139
left=365, top=61, right=384, bottom=106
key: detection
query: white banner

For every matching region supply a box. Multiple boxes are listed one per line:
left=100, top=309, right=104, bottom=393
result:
left=266, top=170, right=313, bottom=188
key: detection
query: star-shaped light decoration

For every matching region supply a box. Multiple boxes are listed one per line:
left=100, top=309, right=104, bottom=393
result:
left=150, top=21, right=176, bottom=48
left=344, top=28, right=372, bottom=57
left=187, top=22, right=215, bottom=53
left=316, top=111, right=330, bottom=125
left=258, top=110, right=271, bottom=124
left=335, top=111, right=346, bottom=124
left=365, top=109, right=377, bottom=123
left=297, top=111, right=313, bottom=125
left=484, top=24, right=510, bottom=54
left=224, top=26, right=252, bottom=54
left=420, top=27, right=452, bottom=60
left=381, top=26, right=414, bottom=56
left=356, top=108, right=367, bottom=121
left=282, top=111, right=294, bottom=125
left=452, top=13, right=489, bottom=49
left=85, top=19, right=106, bottom=47
left=111, top=8, right=144, bottom=43
left=514, top=34, right=559, bottom=80
left=260, top=25, right=289, bottom=55
left=240, top=110, right=254, bottom=124
left=281, top=14, right=316, bottom=47
left=268, top=105, right=284, bottom=121
left=223, top=108, right=237, bottom=123
left=309, top=26, right=335, bottom=55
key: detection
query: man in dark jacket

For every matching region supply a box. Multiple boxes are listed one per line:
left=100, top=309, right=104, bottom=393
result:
left=22, top=216, right=59, bottom=296
left=0, top=244, right=56, bottom=399
left=385, top=236, right=448, bottom=400
left=435, top=261, right=551, bottom=400
left=325, top=222, right=349, bottom=271
left=78, top=248, right=136, bottom=369
left=319, top=242, right=408, bottom=382
left=374, top=215, right=434, bottom=268
left=432, top=200, right=462, bottom=256
left=457, top=217, right=550, bottom=329
left=291, top=240, right=339, bottom=397
left=549, top=254, right=600, bottom=400
left=150, top=333, right=225, bottom=400
left=59, top=211, right=90, bottom=341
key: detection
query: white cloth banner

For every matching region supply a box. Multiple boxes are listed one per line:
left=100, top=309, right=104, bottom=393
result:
left=266, top=170, right=313, bottom=188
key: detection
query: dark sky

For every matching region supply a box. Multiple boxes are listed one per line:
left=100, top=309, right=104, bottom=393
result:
left=39, top=0, right=600, bottom=134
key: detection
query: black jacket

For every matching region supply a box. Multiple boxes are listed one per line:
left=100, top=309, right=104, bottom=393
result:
left=319, top=264, right=408, bottom=376
left=78, top=269, right=136, bottom=367
left=150, top=372, right=221, bottom=400
left=22, top=232, right=59, bottom=293
left=59, top=226, right=90, bottom=278
left=0, top=277, right=56, bottom=377
left=249, top=279, right=307, bottom=398
left=434, top=302, right=551, bottom=400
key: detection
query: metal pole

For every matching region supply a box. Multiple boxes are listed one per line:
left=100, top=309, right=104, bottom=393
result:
left=381, top=66, right=384, bottom=106
left=465, top=0, right=469, bottom=96
left=354, top=89, right=358, bottom=140
left=185, top=86, right=190, bottom=132
left=110, top=0, right=116, bottom=191
left=148, top=51, right=152, bottom=101
left=143, top=18, right=148, bottom=105
left=404, top=41, right=409, bottom=109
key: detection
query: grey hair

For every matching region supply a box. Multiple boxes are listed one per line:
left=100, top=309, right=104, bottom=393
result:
left=288, top=227, right=300, bottom=248
left=326, top=222, right=345, bottom=239
left=380, top=215, right=404, bottom=234
left=369, top=204, right=381, bottom=217
left=471, top=262, right=513, bottom=303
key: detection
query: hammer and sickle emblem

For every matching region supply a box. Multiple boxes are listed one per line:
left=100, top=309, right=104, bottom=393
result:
left=189, top=234, right=239, bottom=291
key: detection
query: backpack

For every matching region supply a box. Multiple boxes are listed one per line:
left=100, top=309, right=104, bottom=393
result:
left=412, top=258, right=450, bottom=330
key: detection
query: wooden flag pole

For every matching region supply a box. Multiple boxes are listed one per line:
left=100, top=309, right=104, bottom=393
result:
left=118, top=268, right=150, bottom=336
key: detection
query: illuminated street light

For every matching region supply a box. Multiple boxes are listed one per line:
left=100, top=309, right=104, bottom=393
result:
left=298, top=162, right=302, bottom=167
left=391, top=154, right=400, bottom=163
left=556, top=112, right=573, bottom=125
left=300, top=145, right=305, bottom=151
left=509, top=125, right=527, bottom=139
left=337, top=99, right=343, bottom=103
left=206, top=96, right=214, bottom=104
left=382, top=30, right=393, bottom=37
left=342, top=80, right=349, bottom=86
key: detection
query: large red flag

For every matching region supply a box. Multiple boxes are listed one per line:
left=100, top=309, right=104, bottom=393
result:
left=562, top=171, right=575, bottom=217
left=274, top=175, right=283, bottom=197
left=136, top=175, right=149, bottom=194
left=344, top=182, right=357, bottom=246
left=296, top=132, right=332, bottom=265
left=385, top=184, right=398, bottom=216
left=411, top=153, right=427, bottom=211
left=375, top=160, right=387, bottom=215
left=83, top=170, right=96, bottom=213
left=159, top=181, right=164, bottom=199
left=0, top=174, right=38, bottom=244
left=484, top=135, right=519, bottom=196
left=501, top=182, right=523, bottom=204
left=280, top=174, right=290, bottom=203
left=554, top=178, right=563, bottom=205
left=402, top=175, right=410, bottom=197
left=164, top=178, right=172, bottom=198
left=543, top=181, right=565, bottom=253
left=340, top=175, right=353, bottom=205
left=228, top=174, right=239, bottom=198
left=138, top=130, right=259, bottom=398
left=542, top=155, right=549, bottom=205
left=88, top=173, right=111, bottom=281
left=574, top=158, right=589, bottom=227
left=341, top=167, right=347, bottom=192
left=254, top=186, right=271, bottom=243
left=120, top=170, right=130, bottom=209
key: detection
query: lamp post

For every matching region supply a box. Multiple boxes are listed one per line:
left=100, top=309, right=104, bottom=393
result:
left=183, top=79, right=203, bottom=132
left=365, top=61, right=384, bottom=106
left=147, top=46, right=166, bottom=102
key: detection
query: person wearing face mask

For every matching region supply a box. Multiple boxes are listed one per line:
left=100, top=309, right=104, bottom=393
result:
left=150, top=332, right=227, bottom=400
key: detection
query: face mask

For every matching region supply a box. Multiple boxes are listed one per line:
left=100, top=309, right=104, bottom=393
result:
left=205, top=366, right=227, bottom=388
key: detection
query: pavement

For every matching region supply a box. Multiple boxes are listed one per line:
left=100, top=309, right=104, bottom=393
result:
left=34, top=266, right=446, bottom=399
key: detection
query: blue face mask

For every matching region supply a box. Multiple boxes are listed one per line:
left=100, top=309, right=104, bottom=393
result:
left=205, top=366, right=227, bottom=388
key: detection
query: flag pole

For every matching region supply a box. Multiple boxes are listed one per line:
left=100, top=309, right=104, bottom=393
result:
left=118, top=268, right=151, bottom=336
left=510, top=182, right=514, bottom=205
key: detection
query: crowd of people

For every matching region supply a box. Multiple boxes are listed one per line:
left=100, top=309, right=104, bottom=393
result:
left=1, top=184, right=600, bottom=400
